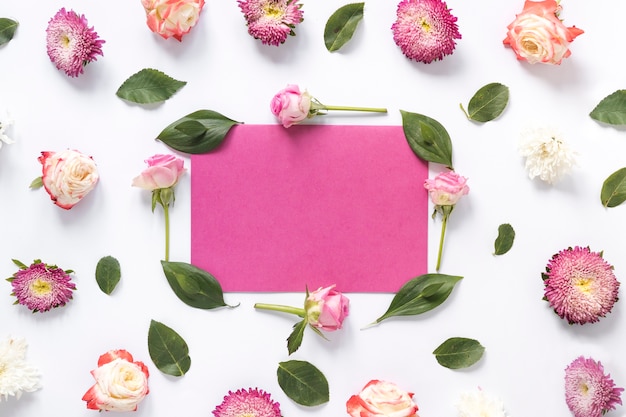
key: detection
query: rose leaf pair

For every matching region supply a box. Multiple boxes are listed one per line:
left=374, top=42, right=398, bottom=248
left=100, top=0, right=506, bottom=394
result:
left=255, top=285, right=349, bottom=355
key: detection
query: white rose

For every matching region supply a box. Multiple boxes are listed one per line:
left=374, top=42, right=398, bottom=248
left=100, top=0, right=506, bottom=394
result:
left=84, top=358, right=149, bottom=411
left=39, top=149, right=99, bottom=209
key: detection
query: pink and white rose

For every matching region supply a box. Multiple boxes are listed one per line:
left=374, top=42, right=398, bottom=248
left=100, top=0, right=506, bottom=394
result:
left=39, top=149, right=99, bottom=210
left=305, top=285, right=350, bottom=331
left=82, top=349, right=149, bottom=412
left=141, top=0, right=205, bottom=41
left=346, top=380, right=419, bottom=417
left=270, top=84, right=312, bottom=128
left=503, top=0, right=584, bottom=65
left=131, top=154, right=186, bottom=191
left=423, top=171, right=469, bottom=207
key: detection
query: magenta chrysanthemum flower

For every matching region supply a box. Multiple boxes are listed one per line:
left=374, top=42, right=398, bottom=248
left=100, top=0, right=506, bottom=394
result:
left=391, top=0, right=461, bottom=63
left=542, top=246, right=619, bottom=325
left=45, top=8, right=105, bottom=77
left=238, top=0, right=304, bottom=46
left=213, top=388, right=281, bottom=417
left=7, top=260, right=76, bottom=313
left=565, top=356, right=623, bottom=417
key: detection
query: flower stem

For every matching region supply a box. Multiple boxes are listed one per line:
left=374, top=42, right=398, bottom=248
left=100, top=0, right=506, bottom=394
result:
left=163, top=203, right=170, bottom=262
left=323, top=105, right=387, bottom=113
left=254, top=303, right=306, bottom=318
left=436, top=213, right=448, bottom=271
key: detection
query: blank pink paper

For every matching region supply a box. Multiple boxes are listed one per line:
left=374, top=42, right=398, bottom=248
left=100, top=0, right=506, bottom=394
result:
left=191, top=124, right=428, bottom=292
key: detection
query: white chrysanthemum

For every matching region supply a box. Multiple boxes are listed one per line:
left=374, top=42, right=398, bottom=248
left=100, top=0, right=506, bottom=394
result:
left=0, top=336, right=41, bottom=401
left=518, top=127, right=576, bottom=184
left=456, top=388, right=509, bottom=417
left=0, top=110, right=15, bottom=149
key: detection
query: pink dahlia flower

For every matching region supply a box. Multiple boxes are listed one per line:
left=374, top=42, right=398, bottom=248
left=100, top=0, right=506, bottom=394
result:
left=391, top=0, right=461, bottom=63
left=45, top=8, right=105, bottom=77
left=238, top=0, right=304, bottom=46
left=213, top=388, right=281, bottom=417
left=542, top=246, right=619, bottom=324
left=8, top=260, right=76, bottom=313
left=565, top=356, right=623, bottom=417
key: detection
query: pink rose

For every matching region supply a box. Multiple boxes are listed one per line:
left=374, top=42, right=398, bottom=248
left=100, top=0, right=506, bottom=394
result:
left=305, top=285, right=350, bottom=331
left=270, top=84, right=312, bottom=128
left=346, top=380, right=419, bottom=417
left=39, top=149, right=99, bottom=210
left=131, top=154, right=186, bottom=191
left=424, top=171, right=469, bottom=207
left=503, top=0, right=583, bottom=65
left=82, top=349, right=149, bottom=412
left=141, top=0, right=205, bottom=41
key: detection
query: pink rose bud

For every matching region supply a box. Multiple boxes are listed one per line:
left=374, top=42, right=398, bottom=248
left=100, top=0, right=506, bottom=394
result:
left=82, top=349, right=149, bottom=412
left=270, top=84, right=312, bottom=128
left=503, top=0, right=583, bottom=65
left=304, top=285, right=349, bottom=331
left=39, top=149, right=99, bottom=210
left=346, top=380, right=419, bottom=417
left=423, top=171, right=469, bottom=207
left=141, top=0, right=205, bottom=41
left=131, top=154, right=186, bottom=191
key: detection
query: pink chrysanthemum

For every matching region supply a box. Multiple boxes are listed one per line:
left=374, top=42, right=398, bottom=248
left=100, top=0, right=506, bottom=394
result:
left=7, top=260, right=76, bottom=313
left=213, top=388, right=281, bottom=417
left=565, top=356, right=623, bottom=417
left=238, top=0, right=304, bottom=46
left=45, top=8, right=105, bottom=77
left=542, top=246, right=619, bottom=325
left=391, top=0, right=461, bottom=63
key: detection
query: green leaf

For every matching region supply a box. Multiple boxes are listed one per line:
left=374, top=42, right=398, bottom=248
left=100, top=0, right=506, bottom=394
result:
left=148, top=320, right=191, bottom=376
left=95, top=256, right=121, bottom=295
left=287, top=319, right=307, bottom=355
left=493, top=223, right=515, bottom=255
left=161, top=261, right=236, bottom=309
left=461, top=82, right=509, bottom=123
left=400, top=110, right=453, bottom=169
left=29, top=177, right=43, bottom=189
left=156, top=110, right=241, bottom=154
left=116, top=68, right=186, bottom=104
left=0, top=18, right=18, bottom=46
left=324, top=3, right=364, bottom=52
left=601, top=167, right=626, bottom=207
left=433, top=337, right=485, bottom=369
left=371, top=273, right=462, bottom=325
left=590, top=90, right=626, bottom=126
left=277, top=360, right=329, bottom=406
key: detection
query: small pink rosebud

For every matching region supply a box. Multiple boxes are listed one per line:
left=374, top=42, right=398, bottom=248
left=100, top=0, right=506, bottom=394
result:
left=423, top=170, right=469, bottom=207
left=270, top=84, right=312, bottom=128
left=305, top=285, right=350, bottom=331
left=131, top=154, right=186, bottom=191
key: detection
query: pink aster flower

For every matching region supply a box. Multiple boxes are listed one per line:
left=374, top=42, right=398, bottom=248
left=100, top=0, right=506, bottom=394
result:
left=565, top=356, right=623, bottom=417
left=391, top=0, right=461, bottom=64
left=45, top=8, right=105, bottom=77
left=7, top=259, right=76, bottom=313
left=238, top=0, right=304, bottom=46
left=213, top=388, right=281, bottom=417
left=542, top=246, right=619, bottom=325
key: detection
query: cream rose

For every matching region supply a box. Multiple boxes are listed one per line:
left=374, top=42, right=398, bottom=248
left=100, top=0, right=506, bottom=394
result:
left=142, top=0, right=205, bottom=41
left=503, top=0, right=583, bottom=65
left=346, top=380, right=419, bottom=417
left=38, top=149, right=99, bottom=210
left=82, top=350, right=149, bottom=412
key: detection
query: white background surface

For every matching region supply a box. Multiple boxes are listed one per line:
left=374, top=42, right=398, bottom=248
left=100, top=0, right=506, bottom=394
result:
left=2, top=1, right=626, bottom=416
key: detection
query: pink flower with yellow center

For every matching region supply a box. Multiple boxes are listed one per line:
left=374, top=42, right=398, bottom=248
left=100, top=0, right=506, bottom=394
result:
left=213, top=388, right=281, bottom=417
left=45, top=8, right=105, bottom=77
left=565, top=356, right=623, bottom=417
left=542, top=246, right=619, bottom=325
left=7, top=260, right=76, bottom=313
left=391, top=0, right=461, bottom=64
left=238, top=0, right=304, bottom=46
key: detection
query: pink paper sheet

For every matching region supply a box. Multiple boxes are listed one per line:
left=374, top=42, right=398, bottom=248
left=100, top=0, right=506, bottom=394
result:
left=191, top=124, right=428, bottom=292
